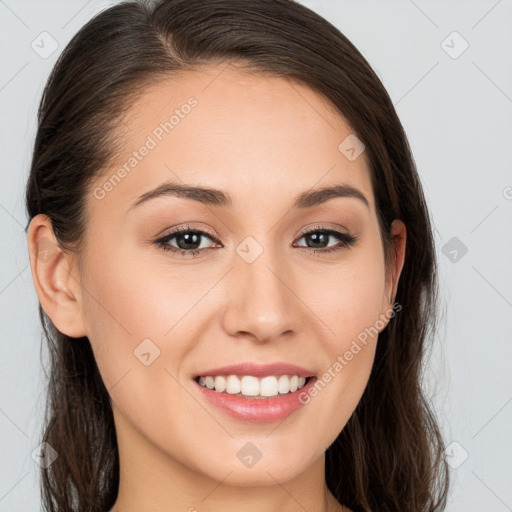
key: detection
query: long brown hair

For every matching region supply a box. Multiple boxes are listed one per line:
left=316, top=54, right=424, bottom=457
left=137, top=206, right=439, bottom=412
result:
left=25, top=0, right=449, bottom=510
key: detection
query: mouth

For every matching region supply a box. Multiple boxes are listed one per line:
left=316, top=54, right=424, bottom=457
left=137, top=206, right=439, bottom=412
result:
left=193, top=374, right=315, bottom=399
left=191, top=362, right=318, bottom=423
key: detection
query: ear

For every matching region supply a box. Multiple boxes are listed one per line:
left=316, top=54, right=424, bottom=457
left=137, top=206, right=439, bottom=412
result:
left=27, top=214, right=87, bottom=338
left=381, top=219, right=407, bottom=316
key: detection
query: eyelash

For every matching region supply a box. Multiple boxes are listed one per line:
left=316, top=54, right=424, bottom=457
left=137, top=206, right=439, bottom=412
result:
left=154, top=224, right=358, bottom=258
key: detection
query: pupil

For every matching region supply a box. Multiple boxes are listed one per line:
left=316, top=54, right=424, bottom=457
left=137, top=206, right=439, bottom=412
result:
left=178, top=233, right=200, bottom=250
left=308, top=232, right=327, bottom=248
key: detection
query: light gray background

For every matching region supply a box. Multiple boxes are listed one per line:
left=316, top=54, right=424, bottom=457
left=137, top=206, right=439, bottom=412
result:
left=1, top=0, right=511, bottom=510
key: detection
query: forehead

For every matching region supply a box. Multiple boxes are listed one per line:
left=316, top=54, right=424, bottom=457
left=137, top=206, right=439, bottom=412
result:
left=90, top=63, right=374, bottom=217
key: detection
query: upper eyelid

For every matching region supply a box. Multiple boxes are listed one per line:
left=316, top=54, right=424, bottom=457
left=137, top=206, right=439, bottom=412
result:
left=160, top=225, right=217, bottom=238
left=300, top=225, right=350, bottom=236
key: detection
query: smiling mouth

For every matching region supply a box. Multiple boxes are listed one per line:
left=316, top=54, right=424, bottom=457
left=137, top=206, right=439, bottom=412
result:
left=194, top=374, right=314, bottom=399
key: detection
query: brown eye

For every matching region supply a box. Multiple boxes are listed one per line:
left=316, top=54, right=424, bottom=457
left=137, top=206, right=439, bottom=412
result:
left=155, top=225, right=219, bottom=257
left=294, top=227, right=358, bottom=253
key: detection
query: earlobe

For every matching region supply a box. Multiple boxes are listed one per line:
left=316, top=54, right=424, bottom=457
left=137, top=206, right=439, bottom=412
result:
left=27, top=214, right=87, bottom=338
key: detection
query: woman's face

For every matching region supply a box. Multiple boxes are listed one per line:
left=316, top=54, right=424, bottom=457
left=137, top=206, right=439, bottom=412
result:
left=48, top=64, right=405, bottom=487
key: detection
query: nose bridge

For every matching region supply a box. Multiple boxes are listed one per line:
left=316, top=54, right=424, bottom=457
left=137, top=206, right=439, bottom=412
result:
left=222, top=235, right=296, bottom=342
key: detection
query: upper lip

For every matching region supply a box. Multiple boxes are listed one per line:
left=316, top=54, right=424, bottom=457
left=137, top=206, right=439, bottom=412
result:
left=193, top=362, right=316, bottom=379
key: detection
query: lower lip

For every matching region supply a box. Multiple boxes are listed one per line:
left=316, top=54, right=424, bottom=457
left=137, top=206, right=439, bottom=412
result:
left=193, top=377, right=317, bottom=423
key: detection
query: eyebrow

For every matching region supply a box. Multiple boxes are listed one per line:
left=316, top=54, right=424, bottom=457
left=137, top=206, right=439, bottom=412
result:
left=128, top=181, right=370, bottom=211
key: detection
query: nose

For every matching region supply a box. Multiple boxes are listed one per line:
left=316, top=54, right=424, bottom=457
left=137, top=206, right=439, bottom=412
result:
left=221, top=243, right=299, bottom=344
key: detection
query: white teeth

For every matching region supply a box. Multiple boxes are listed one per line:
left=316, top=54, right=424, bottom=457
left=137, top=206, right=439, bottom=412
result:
left=241, top=376, right=260, bottom=396
left=197, top=374, right=309, bottom=397
left=278, top=375, right=290, bottom=394
left=225, top=375, right=241, bottom=394
left=214, top=376, right=226, bottom=393
left=260, top=376, right=279, bottom=397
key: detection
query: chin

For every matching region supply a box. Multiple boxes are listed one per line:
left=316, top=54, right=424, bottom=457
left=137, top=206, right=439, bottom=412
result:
left=193, top=445, right=316, bottom=488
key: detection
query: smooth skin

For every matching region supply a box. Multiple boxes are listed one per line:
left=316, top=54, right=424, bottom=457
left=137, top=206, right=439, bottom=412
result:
left=27, top=63, right=406, bottom=512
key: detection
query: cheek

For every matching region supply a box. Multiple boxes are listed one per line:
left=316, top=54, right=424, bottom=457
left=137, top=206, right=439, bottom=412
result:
left=79, top=248, right=195, bottom=437
left=298, top=245, right=385, bottom=433
left=78, top=244, right=175, bottom=389
left=307, top=245, right=387, bottom=350
left=82, top=237, right=183, bottom=337
left=79, top=239, right=217, bottom=404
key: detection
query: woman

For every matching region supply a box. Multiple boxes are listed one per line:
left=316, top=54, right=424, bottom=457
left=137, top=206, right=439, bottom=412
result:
left=25, top=0, right=449, bottom=510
